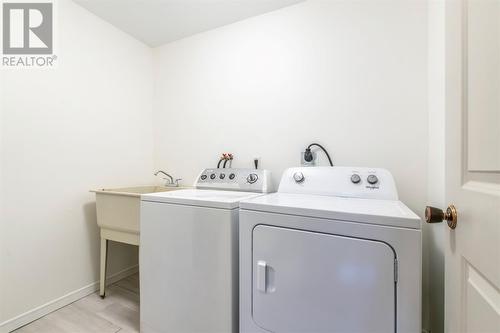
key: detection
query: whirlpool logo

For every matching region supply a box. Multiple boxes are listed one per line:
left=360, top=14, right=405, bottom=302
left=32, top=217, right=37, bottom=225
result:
left=2, top=0, right=57, bottom=68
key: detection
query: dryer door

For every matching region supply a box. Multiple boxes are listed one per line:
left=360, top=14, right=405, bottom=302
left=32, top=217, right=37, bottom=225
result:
left=252, top=225, right=396, bottom=333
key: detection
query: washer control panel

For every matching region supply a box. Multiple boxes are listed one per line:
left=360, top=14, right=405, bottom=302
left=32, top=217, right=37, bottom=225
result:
left=279, top=166, right=398, bottom=200
left=196, top=168, right=273, bottom=193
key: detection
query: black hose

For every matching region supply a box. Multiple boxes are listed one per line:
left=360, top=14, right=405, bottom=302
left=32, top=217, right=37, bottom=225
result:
left=223, top=159, right=228, bottom=168
left=308, top=143, right=334, bottom=166
left=217, top=158, right=224, bottom=168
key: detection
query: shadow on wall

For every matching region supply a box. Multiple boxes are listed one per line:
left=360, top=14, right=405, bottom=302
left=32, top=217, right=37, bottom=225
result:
left=83, top=201, right=100, bottom=279
left=425, top=220, right=445, bottom=333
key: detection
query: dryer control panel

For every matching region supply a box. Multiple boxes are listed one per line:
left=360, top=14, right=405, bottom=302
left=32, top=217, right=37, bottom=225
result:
left=278, top=166, right=398, bottom=200
left=196, top=168, right=273, bottom=193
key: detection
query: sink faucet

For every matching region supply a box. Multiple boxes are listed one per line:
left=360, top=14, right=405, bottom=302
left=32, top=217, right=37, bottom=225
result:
left=154, top=170, right=181, bottom=187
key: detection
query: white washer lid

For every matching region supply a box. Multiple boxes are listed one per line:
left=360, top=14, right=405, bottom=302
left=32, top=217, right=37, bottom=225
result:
left=240, top=193, right=421, bottom=229
left=141, top=189, right=264, bottom=209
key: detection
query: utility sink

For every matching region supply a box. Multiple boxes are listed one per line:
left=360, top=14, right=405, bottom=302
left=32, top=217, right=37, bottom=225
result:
left=93, top=185, right=179, bottom=197
left=91, top=185, right=187, bottom=240
left=91, top=185, right=187, bottom=298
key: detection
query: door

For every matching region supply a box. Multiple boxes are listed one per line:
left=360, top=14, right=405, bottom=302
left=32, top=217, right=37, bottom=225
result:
left=444, top=1, right=500, bottom=332
left=252, top=225, right=395, bottom=333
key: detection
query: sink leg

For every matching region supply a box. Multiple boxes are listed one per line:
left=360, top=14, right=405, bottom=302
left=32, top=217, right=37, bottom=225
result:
left=100, top=238, right=108, bottom=298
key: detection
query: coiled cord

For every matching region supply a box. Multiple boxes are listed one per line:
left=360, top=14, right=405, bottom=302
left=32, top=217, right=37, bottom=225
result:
left=305, top=143, right=333, bottom=166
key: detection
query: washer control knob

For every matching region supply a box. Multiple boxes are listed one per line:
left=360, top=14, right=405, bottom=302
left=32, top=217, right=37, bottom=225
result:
left=210, top=174, right=216, bottom=180
left=367, top=175, right=379, bottom=185
left=350, top=174, right=361, bottom=184
left=229, top=173, right=236, bottom=180
left=293, top=172, right=305, bottom=183
left=219, top=173, right=226, bottom=179
left=200, top=175, right=207, bottom=180
left=247, top=173, right=258, bottom=184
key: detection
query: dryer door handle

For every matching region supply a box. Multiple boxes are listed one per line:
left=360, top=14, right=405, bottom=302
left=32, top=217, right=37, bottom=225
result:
left=257, top=260, right=267, bottom=292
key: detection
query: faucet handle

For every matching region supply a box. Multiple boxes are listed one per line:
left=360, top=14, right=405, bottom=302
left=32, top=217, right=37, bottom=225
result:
left=175, top=178, right=182, bottom=186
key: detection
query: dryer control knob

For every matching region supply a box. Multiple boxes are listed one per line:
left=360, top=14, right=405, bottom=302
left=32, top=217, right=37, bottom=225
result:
left=293, top=172, right=305, bottom=183
left=351, top=174, right=361, bottom=184
left=367, top=174, right=379, bottom=185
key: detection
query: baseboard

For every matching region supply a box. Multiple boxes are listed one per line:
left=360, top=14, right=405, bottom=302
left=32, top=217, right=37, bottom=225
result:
left=0, top=265, right=139, bottom=333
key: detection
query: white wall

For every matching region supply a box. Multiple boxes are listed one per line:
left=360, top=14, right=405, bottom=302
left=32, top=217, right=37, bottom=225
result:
left=153, top=0, right=428, bottom=197
left=0, top=0, right=154, bottom=328
left=153, top=0, right=430, bottom=328
left=426, top=1, right=446, bottom=332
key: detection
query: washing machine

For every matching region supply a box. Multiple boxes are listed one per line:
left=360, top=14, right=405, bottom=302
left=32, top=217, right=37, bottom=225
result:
left=140, top=168, right=272, bottom=333
left=239, top=166, right=421, bottom=333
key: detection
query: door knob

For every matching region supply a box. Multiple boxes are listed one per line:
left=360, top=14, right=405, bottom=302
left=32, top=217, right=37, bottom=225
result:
left=425, top=205, right=458, bottom=229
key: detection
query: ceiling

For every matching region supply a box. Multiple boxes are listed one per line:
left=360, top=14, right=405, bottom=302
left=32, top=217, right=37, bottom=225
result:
left=73, top=0, right=304, bottom=47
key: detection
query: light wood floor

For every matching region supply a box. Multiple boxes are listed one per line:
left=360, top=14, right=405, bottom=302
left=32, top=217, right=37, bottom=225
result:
left=14, top=274, right=140, bottom=333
